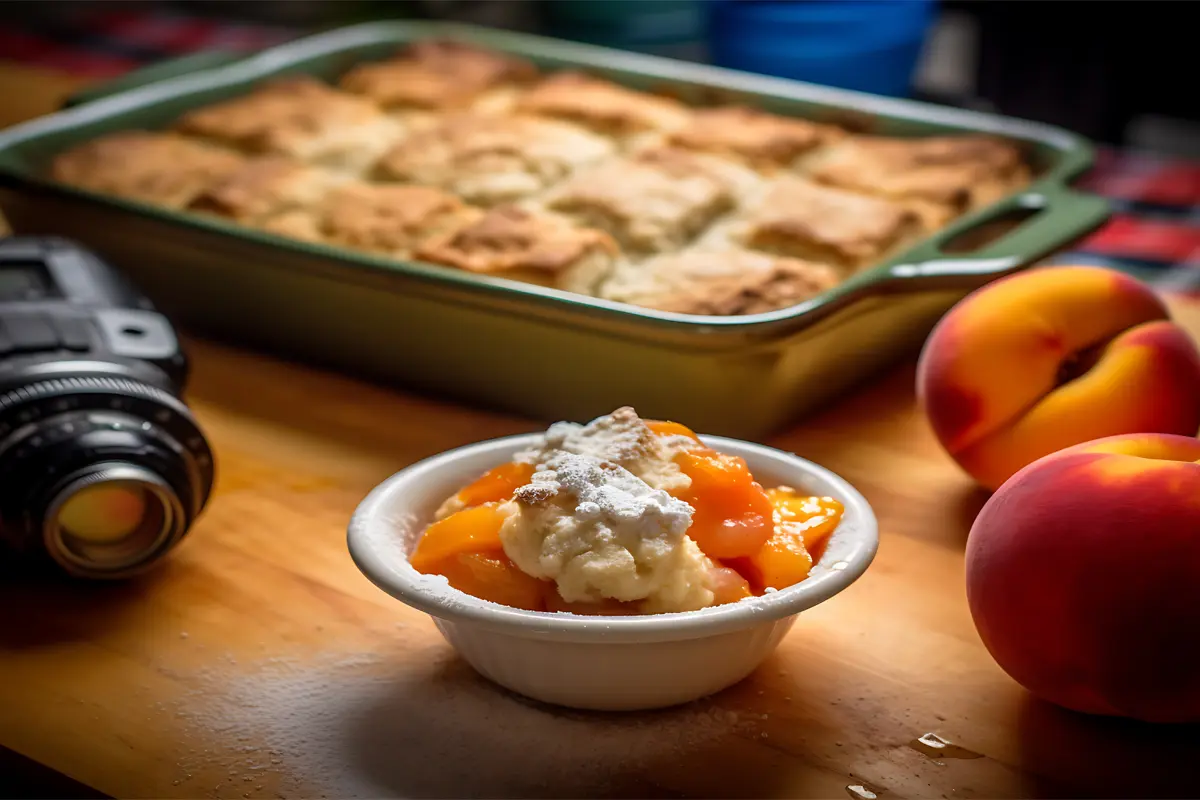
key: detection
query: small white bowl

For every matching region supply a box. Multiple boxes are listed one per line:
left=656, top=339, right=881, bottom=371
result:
left=347, top=433, right=878, bottom=711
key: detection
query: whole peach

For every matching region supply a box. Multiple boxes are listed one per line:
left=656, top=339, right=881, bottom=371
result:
left=917, top=265, right=1200, bottom=490
left=966, top=433, right=1200, bottom=723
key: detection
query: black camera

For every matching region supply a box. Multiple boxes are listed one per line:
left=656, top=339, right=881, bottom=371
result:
left=0, top=237, right=214, bottom=579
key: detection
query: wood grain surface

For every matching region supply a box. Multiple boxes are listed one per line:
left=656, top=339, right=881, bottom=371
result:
left=1, top=64, right=1198, bottom=800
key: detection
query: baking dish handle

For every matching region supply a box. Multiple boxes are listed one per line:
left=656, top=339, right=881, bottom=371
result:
left=879, top=184, right=1111, bottom=286
left=61, top=51, right=244, bottom=109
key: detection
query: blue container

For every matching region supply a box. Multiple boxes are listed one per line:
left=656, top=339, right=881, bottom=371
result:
left=707, top=0, right=936, bottom=98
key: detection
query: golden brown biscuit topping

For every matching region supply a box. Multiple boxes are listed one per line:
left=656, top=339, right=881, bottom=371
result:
left=49, top=131, right=245, bottom=208
left=517, top=72, right=690, bottom=137
left=736, top=177, right=919, bottom=268
left=603, top=249, right=839, bottom=316
left=174, top=77, right=393, bottom=161
left=667, top=105, right=837, bottom=167
left=338, top=39, right=537, bottom=110
left=882, top=135, right=1024, bottom=171
left=545, top=148, right=738, bottom=252
left=319, top=183, right=472, bottom=255
left=415, top=206, right=617, bottom=277
left=187, top=158, right=342, bottom=222
left=374, top=112, right=614, bottom=204
left=43, top=35, right=1035, bottom=319
left=256, top=182, right=472, bottom=256
left=807, top=134, right=1026, bottom=207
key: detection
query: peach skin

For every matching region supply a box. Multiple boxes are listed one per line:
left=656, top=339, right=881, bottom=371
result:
left=916, top=264, right=1200, bottom=490
left=965, top=433, right=1200, bottom=723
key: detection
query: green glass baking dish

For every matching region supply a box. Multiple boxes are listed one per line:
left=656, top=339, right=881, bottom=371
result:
left=0, top=21, right=1110, bottom=440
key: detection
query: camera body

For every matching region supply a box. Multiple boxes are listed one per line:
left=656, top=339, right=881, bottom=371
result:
left=0, top=237, right=214, bottom=578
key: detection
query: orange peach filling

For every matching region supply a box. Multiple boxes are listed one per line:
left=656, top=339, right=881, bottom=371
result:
left=409, top=502, right=507, bottom=572
left=672, top=450, right=775, bottom=559
left=434, top=552, right=546, bottom=611
left=767, top=488, right=844, bottom=561
left=708, top=566, right=753, bottom=605
left=455, top=461, right=535, bottom=508
left=727, top=490, right=843, bottom=591
left=644, top=419, right=703, bottom=442
left=410, top=419, right=845, bottom=612
left=410, top=502, right=547, bottom=611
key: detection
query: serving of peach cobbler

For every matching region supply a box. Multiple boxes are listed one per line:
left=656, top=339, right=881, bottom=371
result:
left=408, top=407, right=844, bottom=614
left=47, top=38, right=1032, bottom=317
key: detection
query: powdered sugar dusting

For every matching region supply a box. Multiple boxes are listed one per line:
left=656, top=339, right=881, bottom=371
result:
left=515, top=406, right=696, bottom=493
left=174, top=647, right=758, bottom=798
left=515, top=454, right=692, bottom=529
left=516, top=406, right=656, bottom=468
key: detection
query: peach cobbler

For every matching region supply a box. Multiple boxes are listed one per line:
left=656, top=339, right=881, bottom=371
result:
left=47, top=36, right=1033, bottom=317
left=409, top=407, right=844, bottom=614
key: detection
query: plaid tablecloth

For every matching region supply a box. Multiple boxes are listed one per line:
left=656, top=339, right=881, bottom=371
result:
left=2, top=6, right=1198, bottom=297
left=1053, top=149, right=1200, bottom=296
left=0, top=7, right=295, bottom=80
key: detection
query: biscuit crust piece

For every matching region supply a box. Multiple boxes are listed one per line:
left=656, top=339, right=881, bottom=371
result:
left=187, top=158, right=345, bottom=223
left=804, top=134, right=1031, bottom=226
left=667, top=105, right=840, bottom=169
left=733, top=176, right=921, bottom=270
left=544, top=148, right=740, bottom=253
left=174, top=76, right=403, bottom=172
left=517, top=72, right=691, bottom=138
left=261, top=182, right=474, bottom=257
left=338, top=39, right=537, bottom=112
left=49, top=131, right=245, bottom=208
left=602, top=249, right=839, bottom=316
left=374, top=112, right=614, bottom=205
left=415, top=206, right=619, bottom=294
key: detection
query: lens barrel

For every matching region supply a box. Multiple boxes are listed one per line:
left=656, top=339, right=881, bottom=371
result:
left=0, top=372, right=213, bottom=578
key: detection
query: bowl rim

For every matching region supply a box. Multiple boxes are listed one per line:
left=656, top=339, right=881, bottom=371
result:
left=347, top=432, right=878, bottom=644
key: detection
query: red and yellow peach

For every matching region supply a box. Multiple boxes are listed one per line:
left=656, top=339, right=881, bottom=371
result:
left=917, top=265, right=1200, bottom=490
left=965, top=433, right=1200, bottom=723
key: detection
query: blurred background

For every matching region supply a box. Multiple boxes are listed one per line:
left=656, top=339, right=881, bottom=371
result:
left=0, top=0, right=1196, bottom=157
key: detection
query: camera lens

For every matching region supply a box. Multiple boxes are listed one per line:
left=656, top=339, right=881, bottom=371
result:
left=0, top=371, right=214, bottom=578
left=46, top=464, right=185, bottom=573
left=58, top=484, right=150, bottom=544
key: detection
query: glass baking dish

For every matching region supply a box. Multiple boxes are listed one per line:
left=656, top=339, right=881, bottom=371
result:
left=0, top=21, right=1110, bottom=439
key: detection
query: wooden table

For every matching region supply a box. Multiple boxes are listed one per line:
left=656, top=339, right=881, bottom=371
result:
left=2, top=62, right=1198, bottom=800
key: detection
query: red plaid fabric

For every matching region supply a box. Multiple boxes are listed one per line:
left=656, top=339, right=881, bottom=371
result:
left=1076, top=147, right=1200, bottom=208
left=85, top=8, right=291, bottom=55
left=1081, top=215, right=1200, bottom=265
left=0, top=27, right=139, bottom=78
left=1045, top=147, right=1200, bottom=297
left=0, top=7, right=293, bottom=79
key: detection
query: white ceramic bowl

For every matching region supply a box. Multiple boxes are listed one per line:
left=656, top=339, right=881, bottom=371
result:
left=347, top=433, right=878, bottom=711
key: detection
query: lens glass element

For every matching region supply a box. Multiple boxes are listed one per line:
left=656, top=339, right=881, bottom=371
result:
left=57, top=484, right=149, bottom=544
left=47, top=471, right=178, bottom=574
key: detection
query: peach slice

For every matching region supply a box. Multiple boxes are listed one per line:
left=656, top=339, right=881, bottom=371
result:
left=434, top=551, right=546, bottom=612
left=409, top=503, right=506, bottom=573
left=727, top=491, right=844, bottom=591
left=728, top=534, right=812, bottom=593
left=766, top=488, right=843, bottom=560
left=645, top=419, right=704, bottom=443
left=675, top=450, right=774, bottom=559
left=455, top=461, right=535, bottom=508
left=708, top=565, right=753, bottom=605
